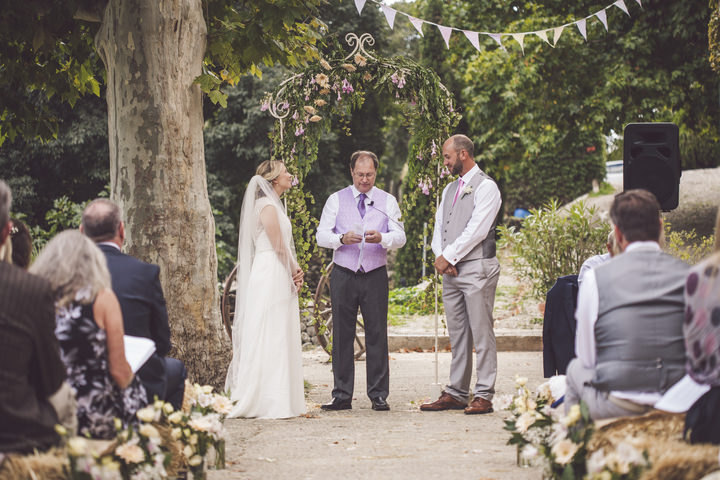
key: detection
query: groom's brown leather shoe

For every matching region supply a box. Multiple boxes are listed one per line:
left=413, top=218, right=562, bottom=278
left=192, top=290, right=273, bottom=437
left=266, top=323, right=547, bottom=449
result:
left=464, top=396, right=493, bottom=414
left=420, top=391, right=466, bottom=411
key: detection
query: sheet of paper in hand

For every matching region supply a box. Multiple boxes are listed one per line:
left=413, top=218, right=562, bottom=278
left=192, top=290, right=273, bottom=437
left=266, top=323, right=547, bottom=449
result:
left=124, top=335, right=157, bottom=373
left=654, top=374, right=711, bottom=413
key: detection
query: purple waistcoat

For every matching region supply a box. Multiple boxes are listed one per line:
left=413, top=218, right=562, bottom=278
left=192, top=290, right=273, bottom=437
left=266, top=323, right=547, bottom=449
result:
left=333, top=187, right=389, bottom=272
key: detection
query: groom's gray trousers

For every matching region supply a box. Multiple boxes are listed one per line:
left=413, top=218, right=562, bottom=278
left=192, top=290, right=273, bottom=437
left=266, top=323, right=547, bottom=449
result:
left=330, top=264, right=389, bottom=401
left=443, top=257, right=500, bottom=402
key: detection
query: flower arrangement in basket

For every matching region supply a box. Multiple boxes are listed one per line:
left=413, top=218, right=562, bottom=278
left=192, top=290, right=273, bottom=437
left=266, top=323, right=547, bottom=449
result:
left=61, top=384, right=235, bottom=480
left=499, top=375, right=650, bottom=480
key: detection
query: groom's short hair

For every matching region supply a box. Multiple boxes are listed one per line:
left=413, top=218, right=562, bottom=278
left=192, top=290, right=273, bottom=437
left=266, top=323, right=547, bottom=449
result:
left=82, top=198, right=123, bottom=243
left=350, top=151, right=379, bottom=170
left=450, top=134, right=474, bottom=158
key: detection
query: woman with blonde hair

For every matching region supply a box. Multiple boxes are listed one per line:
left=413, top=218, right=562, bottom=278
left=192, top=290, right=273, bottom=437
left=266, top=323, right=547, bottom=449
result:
left=683, top=207, right=720, bottom=444
left=30, top=230, right=147, bottom=438
left=225, top=160, right=306, bottom=418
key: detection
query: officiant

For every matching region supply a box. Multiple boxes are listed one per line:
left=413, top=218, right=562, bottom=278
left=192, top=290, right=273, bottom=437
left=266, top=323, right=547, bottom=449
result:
left=316, top=150, right=406, bottom=411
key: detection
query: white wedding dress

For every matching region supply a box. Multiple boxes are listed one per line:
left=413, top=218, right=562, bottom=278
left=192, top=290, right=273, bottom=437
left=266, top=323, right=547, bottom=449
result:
left=225, top=178, right=306, bottom=419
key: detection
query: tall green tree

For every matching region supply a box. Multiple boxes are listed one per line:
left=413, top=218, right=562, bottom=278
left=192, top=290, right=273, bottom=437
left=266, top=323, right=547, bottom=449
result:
left=0, top=0, right=326, bottom=386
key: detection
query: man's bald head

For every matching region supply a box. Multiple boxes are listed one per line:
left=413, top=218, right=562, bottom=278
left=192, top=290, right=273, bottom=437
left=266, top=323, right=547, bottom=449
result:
left=81, top=199, right=123, bottom=243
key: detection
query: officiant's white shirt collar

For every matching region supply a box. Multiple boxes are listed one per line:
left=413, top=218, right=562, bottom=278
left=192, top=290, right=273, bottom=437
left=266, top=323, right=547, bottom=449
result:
left=350, top=185, right=377, bottom=200
left=98, top=241, right=121, bottom=251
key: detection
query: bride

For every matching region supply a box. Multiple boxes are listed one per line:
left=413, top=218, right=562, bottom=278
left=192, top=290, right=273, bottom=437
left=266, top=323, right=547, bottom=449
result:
left=225, top=160, right=306, bottom=419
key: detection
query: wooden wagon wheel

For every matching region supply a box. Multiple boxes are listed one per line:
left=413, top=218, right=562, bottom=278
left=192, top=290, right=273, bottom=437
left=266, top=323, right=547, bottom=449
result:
left=313, top=262, right=366, bottom=359
left=221, top=264, right=238, bottom=339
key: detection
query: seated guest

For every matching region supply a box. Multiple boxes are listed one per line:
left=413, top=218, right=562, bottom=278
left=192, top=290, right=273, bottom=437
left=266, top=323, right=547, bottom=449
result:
left=81, top=199, right=186, bottom=409
left=10, top=218, right=33, bottom=269
left=683, top=207, right=720, bottom=444
left=578, top=229, right=619, bottom=287
left=0, top=181, right=70, bottom=453
left=565, top=189, right=689, bottom=420
left=30, top=230, right=147, bottom=439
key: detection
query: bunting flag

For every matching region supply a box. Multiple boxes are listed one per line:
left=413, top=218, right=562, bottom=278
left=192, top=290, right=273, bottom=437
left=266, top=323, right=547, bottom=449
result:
left=381, top=5, right=396, bottom=29
left=354, top=0, right=366, bottom=15
left=408, top=16, right=425, bottom=36
left=576, top=18, right=588, bottom=40
left=614, top=0, right=630, bottom=15
left=511, top=33, right=526, bottom=54
left=356, top=0, right=645, bottom=53
left=596, top=9, right=609, bottom=31
left=535, top=30, right=552, bottom=46
left=438, top=25, right=452, bottom=48
left=463, top=30, right=481, bottom=51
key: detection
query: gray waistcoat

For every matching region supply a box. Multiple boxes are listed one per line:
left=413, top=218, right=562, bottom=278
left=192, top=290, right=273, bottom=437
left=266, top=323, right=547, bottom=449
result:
left=592, top=247, right=689, bottom=393
left=441, top=170, right=497, bottom=261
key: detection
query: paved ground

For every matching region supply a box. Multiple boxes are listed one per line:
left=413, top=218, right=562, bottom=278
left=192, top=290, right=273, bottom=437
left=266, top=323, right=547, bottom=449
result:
left=211, top=348, right=545, bottom=480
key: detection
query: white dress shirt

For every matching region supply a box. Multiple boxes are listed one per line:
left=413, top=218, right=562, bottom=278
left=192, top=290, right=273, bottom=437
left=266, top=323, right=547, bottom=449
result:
left=431, top=165, right=502, bottom=265
left=577, top=252, right=611, bottom=288
left=574, top=241, right=663, bottom=405
left=316, top=185, right=406, bottom=250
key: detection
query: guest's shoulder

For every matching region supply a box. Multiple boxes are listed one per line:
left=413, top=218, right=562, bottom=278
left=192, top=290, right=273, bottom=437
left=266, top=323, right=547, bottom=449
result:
left=0, top=263, right=53, bottom=307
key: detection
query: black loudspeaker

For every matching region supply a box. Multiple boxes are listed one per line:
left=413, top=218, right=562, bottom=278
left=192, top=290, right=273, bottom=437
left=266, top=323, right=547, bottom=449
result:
left=623, top=122, right=681, bottom=211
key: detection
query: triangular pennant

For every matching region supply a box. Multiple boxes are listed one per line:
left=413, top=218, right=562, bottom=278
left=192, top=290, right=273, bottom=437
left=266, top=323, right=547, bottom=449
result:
left=488, top=33, right=503, bottom=48
left=381, top=5, right=397, bottom=30
left=535, top=30, right=552, bottom=46
left=634, top=0, right=642, bottom=6
left=408, top=16, right=425, bottom=36
left=614, top=0, right=630, bottom=15
left=576, top=18, right=587, bottom=40
left=596, top=9, right=609, bottom=31
left=553, top=26, right=564, bottom=46
left=438, top=25, right=452, bottom=48
left=463, top=30, right=481, bottom=51
left=511, top=33, right=525, bottom=54
left=354, top=0, right=366, bottom=15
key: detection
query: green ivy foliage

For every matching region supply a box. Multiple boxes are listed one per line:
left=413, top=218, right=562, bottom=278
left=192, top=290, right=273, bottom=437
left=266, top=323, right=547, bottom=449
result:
left=265, top=36, right=460, bottom=279
left=710, top=0, right=720, bottom=73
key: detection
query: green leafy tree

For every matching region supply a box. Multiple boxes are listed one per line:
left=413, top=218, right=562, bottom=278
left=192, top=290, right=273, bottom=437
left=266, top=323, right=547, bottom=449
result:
left=0, top=0, right=327, bottom=386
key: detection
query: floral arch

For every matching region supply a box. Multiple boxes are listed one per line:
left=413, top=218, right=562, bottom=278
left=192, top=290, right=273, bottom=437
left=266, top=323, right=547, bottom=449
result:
left=264, top=33, right=460, bottom=273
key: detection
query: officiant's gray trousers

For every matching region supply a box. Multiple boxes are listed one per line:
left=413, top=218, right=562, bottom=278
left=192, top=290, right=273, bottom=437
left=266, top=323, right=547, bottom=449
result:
left=330, top=264, right=389, bottom=401
left=443, top=257, right=500, bottom=402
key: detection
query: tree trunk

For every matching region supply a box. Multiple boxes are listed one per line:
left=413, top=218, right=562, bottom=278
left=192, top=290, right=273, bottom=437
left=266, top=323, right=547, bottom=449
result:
left=96, top=0, right=230, bottom=388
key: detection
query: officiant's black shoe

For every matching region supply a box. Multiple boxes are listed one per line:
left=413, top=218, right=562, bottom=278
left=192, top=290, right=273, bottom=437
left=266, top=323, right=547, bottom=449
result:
left=371, top=397, right=390, bottom=411
left=321, top=398, right=352, bottom=411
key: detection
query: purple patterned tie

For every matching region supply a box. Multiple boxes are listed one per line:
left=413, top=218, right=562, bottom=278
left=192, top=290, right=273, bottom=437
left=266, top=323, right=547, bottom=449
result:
left=358, top=193, right=367, bottom=218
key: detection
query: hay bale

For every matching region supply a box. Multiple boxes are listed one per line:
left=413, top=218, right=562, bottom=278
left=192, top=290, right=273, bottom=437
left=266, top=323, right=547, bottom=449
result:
left=0, top=448, right=67, bottom=480
left=589, top=410, right=720, bottom=480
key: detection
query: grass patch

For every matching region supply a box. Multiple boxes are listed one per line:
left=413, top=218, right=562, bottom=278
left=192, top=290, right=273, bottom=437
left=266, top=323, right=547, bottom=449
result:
left=589, top=181, right=616, bottom=197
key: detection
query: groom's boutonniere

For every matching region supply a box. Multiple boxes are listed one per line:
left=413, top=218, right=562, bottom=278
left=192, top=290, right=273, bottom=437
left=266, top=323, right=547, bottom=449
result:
left=461, top=184, right=474, bottom=199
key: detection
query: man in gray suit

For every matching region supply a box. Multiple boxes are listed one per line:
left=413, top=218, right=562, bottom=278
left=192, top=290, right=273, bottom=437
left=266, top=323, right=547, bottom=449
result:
left=421, top=135, right=502, bottom=415
left=566, top=189, right=689, bottom=420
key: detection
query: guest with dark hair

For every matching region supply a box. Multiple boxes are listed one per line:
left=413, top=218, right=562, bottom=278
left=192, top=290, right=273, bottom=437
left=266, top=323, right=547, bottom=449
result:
left=9, top=218, right=32, bottom=269
left=566, top=189, right=689, bottom=420
left=30, top=230, right=147, bottom=439
left=0, top=180, right=73, bottom=453
left=683, top=207, right=720, bottom=444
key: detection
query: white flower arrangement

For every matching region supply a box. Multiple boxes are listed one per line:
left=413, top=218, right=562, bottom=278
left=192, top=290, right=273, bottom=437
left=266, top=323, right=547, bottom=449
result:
left=63, top=385, right=237, bottom=480
left=502, top=376, right=651, bottom=479
left=460, top=184, right=474, bottom=198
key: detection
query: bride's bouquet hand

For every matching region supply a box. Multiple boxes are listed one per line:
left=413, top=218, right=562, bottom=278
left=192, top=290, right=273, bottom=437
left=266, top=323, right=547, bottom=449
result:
left=292, top=267, right=304, bottom=292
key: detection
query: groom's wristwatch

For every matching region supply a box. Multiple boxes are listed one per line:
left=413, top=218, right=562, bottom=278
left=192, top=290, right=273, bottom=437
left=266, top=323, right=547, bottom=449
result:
left=339, top=233, right=345, bottom=245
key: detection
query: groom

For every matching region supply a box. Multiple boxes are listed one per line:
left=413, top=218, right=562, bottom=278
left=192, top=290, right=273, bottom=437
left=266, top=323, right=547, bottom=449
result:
left=421, top=134, right=502, bottom=415
left=317, top=150, right=406, bottom=411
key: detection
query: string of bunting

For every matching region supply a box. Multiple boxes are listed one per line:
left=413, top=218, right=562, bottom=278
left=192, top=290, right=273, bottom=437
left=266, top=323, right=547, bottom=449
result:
left=353, top=0, right=643, bottom=53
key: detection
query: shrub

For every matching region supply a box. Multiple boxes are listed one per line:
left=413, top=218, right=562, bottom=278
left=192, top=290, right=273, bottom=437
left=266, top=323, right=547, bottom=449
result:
left=663, top=221, right=714, bottom=265
left=498, top=200, right=610, bottom=297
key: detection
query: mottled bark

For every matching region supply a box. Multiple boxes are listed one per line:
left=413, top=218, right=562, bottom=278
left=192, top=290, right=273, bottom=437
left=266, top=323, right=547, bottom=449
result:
left=96, top=0, right=230, bottom=387
left=710, top=0, right=720, bottom=73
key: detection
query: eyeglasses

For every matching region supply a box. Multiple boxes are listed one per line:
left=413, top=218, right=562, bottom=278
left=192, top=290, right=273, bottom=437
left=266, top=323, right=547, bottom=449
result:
left=353, top=172, right=376, bottom=180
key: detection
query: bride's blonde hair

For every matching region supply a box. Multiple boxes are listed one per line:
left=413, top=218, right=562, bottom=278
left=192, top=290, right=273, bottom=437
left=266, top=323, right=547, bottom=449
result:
left=256, top=160, right=285, bottom=182
left=30, top=229, right=111, bottom=308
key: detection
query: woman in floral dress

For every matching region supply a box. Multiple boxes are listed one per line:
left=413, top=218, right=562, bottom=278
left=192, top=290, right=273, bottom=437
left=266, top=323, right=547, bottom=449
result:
left=31, top=230, right=147, bottom=438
